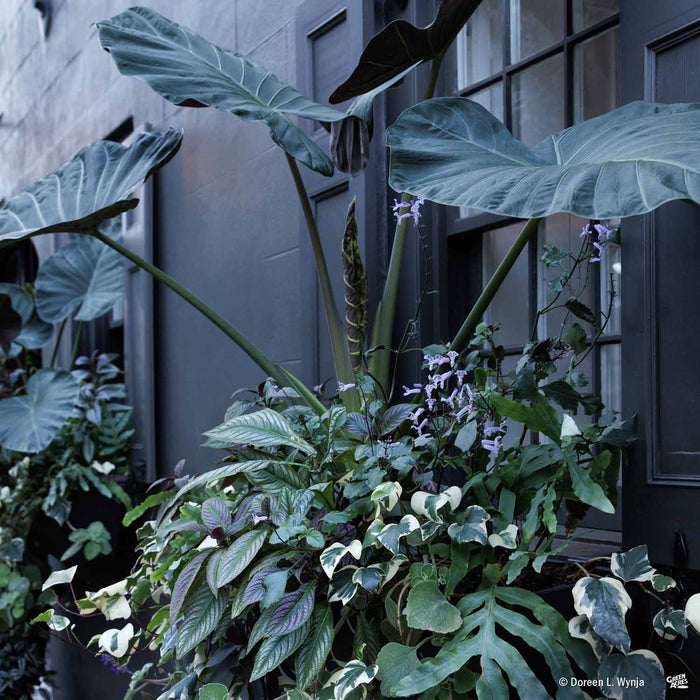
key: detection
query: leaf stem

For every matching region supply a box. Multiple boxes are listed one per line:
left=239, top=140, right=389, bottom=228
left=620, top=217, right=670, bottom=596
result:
left=70, top=321, right=83, bottom=368
left=285, top=153, right=358, bottom=410
left=370, top=52, right=446, bottom=393
left=90, top=229, right=320, bottom=413
left=451, top=218, right=541, bottom=353
left=50, top=318, right=67, bottom=368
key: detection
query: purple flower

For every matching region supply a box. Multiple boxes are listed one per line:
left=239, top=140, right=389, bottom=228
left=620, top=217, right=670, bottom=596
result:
left=100, top=654, right=129, bottom=675
left=481, top=437, right=502, bottom=454
left=591, top=241, right=605, bottom=263
left=483, top=422, right=506, bottom=437
left=580, top=224, right=593, bottom=238
left=392, top=199, right=412, bottom=222
left=410, top=196, right=425, bottom=226
left=403, top=384, right=422, bottom=396
left=337, top=382, right=356, bottom=392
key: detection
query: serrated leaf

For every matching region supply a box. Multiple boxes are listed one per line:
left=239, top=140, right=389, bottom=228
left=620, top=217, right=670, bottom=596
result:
left=573, top=576, right=631, bottom=651
left=170, top=551, right=210, bottom=622
left=0, top=369, right=80, bottom=453
left=388, top=99, right=700, bottom=219
left=176, top=584, right=226, bottom=658
left=98, top=7, right=352, bottom=175
left=248, top=583, right=316, bottom=651
left=203, top=408, right=315, bottom=455
left=0, top=130, right=181, bottom=244
left=250, top=619, right=311, bottom=681
left=295, top=603, right=334, bottom=690
left=405, top=580, right=462, bottom=634
left=207, top=529, right=267, bottom=591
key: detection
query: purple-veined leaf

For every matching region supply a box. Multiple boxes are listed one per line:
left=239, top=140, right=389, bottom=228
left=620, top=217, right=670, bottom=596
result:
left=250, top=619, right=311, bottom=681
left=170, top=551, right=210, bottom=622
left=345, top=412, right=373, bottom=438
left=378, top=404, right=415, bottom=436
left=230, top=554, right=285, bottom=618
left=247, top=582, right=316, bottom=651
left=201, top=498, right=232, bottom=533
left=207, top=529, right=268, bottom=591
left=175, top=583, right=226, bottom=658
left=295, top=603, right=334, bottom=690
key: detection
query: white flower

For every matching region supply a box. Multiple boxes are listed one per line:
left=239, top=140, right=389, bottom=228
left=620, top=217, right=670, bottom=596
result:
left=91, top=460, right=116, bottom=475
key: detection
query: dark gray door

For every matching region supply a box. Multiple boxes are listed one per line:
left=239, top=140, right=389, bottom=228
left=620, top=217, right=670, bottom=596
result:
left=621, top=0, right=700, bottom=567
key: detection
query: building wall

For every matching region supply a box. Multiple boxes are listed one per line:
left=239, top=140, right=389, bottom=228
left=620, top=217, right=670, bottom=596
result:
left=0, top=0, right=306, bottom=475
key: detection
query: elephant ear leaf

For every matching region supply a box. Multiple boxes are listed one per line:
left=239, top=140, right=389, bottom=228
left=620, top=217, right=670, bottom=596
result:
left=0, top=129, right=182, bottom=244
left=0, top=369, right=80, bottom=453
left=387, top=99, right=700, bottom=219
left=0, top=294, right=22, bottom=354
left=97, top=6, right=351, bottom=176
left=35, top=225, right=124, bottom=324
left=0, top=284, right=53, bottom=359
left=330, top=0, right=482, bottom=103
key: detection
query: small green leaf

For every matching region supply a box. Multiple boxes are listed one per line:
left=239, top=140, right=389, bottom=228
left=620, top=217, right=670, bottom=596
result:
left=42, top=566, right=78, bottom=592
left=376, top=643, right=420, bottom=697
left=611, top=545, right=655, bottom=582
left=567, top=459, right=615, bottom=514
left=198, top=684, right=229, bottom=700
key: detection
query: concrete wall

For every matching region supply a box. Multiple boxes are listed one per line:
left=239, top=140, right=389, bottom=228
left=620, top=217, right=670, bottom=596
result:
left=0, top=0, right=306, bottom=475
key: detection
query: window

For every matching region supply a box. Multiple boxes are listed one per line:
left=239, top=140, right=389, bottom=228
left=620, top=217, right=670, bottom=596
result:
left=449, top=1, right=621, bottom=542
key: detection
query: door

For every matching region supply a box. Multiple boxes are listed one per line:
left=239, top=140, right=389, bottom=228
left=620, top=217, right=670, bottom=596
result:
left=621, top=0, right=700, bottom=568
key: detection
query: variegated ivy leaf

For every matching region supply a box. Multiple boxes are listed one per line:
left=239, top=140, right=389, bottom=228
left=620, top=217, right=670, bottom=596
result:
left=42, top=565, right=78, bottom=592
left=651, top=574, right=676, bottom=592
left=447, top=505, right=490, bottom=545
left=568, top=614, right=612, bottom=660
left=410, top=486, right=462, bottom=523
left=377, top=514, right=420, bottom=555
left=97, top=622, right=135, bottom=659
left=573, top=576, right=632, bottom=651
left=351, top=565, right=384, bottom=594
left=685, top=593, right=700, bottom=634
left=86, top=580, right=131, bottom=621
left=597, top=650, right=665, bottom=700
left=488, top=524, right=518, bottom=550
left=379, top=555, right=408, bottom=586
left=320, top=540, right=362, bottom=578
left=247, top=582, right=316, bottom=651
left=362, top=519, right=384, bottom=549
left=405, top=580, right=462, bottom=634
left=328, top=567, right=359, bottom=605
left=249, top=619, right=311, bottom=682
left=560, top=414, right=581, bottom=439
left=30, top=609, right=71, bottom=631
left=610, top=545, right=655, bottom=583
left=326, top=660, right=378, bottom=700
left=203, top=407, right=316, bottom=455
left=652, top=608, right=688, bottom=640
left=370, top=481, right=402, bottom=514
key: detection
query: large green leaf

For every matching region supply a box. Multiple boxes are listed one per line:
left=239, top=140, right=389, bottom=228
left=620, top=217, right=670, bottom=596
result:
left=391, top=586, right=596, bottom=698
left=330, top=0, right=482, bottom=103
left=0, top=283, right=53, bottom=358
left=295, top=604, right=334, bottom=690
left=35, top=230, right=124, bottom=323
left=0, top=369, right=80, bottom=453
left=97, top=7, right=351, bottom=176
left=203, top=408, right=316, bottom=456
left=405, top=580, right=462, bottom=633
left=387, top=99, right=700, bottom=219
left=0, top=129, right=181, bottom=244
left=597, top=650, right=665, bottom=700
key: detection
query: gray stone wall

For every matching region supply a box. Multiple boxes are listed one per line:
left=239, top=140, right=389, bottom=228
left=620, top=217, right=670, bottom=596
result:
left=0, top=0, right=306, bottom=475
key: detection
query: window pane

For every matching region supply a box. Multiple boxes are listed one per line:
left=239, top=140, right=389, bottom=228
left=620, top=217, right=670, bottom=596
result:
left=574, top=27, right=620, bottom=123
left=456, top=0, right=503, bottom=89
left=572, top=0, right=619, bottom=32
left=600, top=343, right=621, bottom=414
left=483, top=223, right=530, bottom=347
left=469, top=81, right=504, bottom=122
left=509, top=0, right=565, bottom=63
left=511, top=53, right=565, bottom=146
left=599, top=237, right=621, bottom=335
left=538, top=214, right=595, bottom=338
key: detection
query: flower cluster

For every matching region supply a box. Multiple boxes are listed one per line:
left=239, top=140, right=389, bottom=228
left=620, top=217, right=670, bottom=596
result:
left=580, top=222, right=617, bottom=262
left=392, top=196, right=425, bottom=226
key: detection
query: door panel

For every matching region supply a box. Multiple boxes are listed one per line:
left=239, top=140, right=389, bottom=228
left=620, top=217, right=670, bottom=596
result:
left=621, top=0, right=700, bottom=567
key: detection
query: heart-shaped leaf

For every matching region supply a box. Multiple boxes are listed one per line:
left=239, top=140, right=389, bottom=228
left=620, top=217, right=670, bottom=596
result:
left=98, top=7, right=350, bottom=176
left=0, top=283, right=53, bottom=358
left=0, top=294, right=21, bottom=353
left=597, top=650, right=665, bottom=700
left=330, top=0, right=482, bottom=103
left=573, top=576, right=631, bottom=651
left=0, top=129, right=182, bottom=244
left=388, top=99, right=700, bottom=219
left=35, top=231, right=124, bottom=323
left=405, top=580, right=462, bottom=633
left=0, top=369, right=80, bottom=453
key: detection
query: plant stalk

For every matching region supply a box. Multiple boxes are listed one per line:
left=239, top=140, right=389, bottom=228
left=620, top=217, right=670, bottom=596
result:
left=285, top=154, right=358, bottom=410
left=450, top=218, right=541, bottom=353
left=70, top=321, right=83, bottom=368
left=50, top=317, right=67, bottom=368
left=90, top=229, right=322, bottom=412
left=369, top=52, right=446, bottom=393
